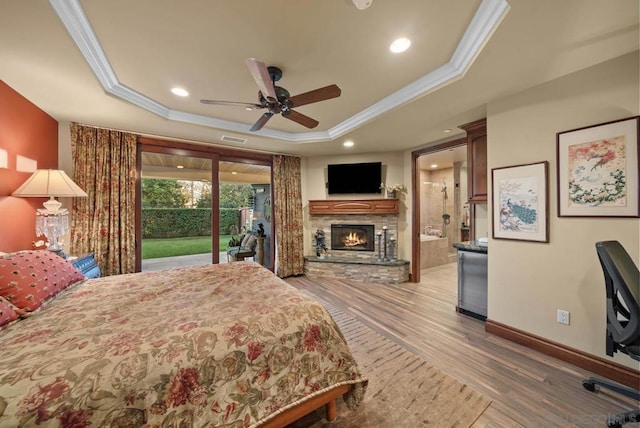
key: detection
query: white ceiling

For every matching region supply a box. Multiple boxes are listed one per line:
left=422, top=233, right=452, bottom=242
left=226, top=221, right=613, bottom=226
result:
left=0, top=0, right=637, bottom=156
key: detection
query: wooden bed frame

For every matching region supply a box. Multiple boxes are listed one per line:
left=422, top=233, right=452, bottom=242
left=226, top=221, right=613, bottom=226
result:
left=260, top=384, right=351, bottom=427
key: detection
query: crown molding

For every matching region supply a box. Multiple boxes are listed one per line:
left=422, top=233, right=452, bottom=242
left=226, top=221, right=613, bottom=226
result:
left=49, top=0, right=509, bottom=143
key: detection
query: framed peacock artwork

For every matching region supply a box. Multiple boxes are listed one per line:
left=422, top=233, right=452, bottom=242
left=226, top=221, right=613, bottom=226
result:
left=556, top=116, right=639, bottom=218
left=492, top=161, right=549, bottom=242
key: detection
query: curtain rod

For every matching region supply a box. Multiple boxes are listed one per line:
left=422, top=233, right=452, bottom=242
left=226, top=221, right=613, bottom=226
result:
left=69, top=122, right=300, bottom=158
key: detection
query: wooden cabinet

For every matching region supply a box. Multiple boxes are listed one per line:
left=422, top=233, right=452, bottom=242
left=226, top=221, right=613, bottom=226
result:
left=460, top=118, right=487, bottom=203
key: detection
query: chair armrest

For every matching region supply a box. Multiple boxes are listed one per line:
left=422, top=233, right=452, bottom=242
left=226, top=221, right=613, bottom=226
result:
left=227, top=246, right=255, bottom=258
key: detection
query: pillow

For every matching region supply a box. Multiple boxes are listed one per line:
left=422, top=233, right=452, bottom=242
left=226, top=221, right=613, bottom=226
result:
left=0, top=296, right=20, bottom=328
left=244, top=234, right=257, bottom=250
left=240, top=233, right=253, bottom=248
left=0, top=250, right=84, bottom=312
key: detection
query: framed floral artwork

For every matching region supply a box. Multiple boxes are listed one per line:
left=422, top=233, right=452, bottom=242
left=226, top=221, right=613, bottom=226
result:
left=492, top=161, right=549, bottom=242
left=557, top=116, right=639, bottom=217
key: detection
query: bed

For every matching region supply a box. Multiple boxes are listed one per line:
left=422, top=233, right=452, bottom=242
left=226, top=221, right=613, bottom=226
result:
left=0, top=251, right=367, bottom=427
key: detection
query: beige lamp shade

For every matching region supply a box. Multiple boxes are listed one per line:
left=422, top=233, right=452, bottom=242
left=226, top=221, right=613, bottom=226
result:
left=12, top=169, right=87, bottom=255
left=12, top=169, right=88, bottom=198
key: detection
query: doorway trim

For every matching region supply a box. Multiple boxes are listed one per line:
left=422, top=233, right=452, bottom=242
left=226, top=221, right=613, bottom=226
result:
left=411, top=137, right=466, bottom=283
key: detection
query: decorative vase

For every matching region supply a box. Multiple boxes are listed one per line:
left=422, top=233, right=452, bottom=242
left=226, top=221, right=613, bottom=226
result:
left=386, top=190, right=395, bottom=199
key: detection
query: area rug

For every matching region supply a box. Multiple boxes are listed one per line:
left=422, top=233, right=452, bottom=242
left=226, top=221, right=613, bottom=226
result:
left=290, top=292, right=492, bottom=428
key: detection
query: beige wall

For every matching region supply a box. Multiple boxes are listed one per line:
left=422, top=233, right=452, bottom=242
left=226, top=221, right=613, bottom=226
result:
left=58, top=123, right=72, bottom=172
left=485, top=51, right=639, bottom=368
left=474, top=204, right=489, bottom=239
left=301, top=152, right=408, bottom=258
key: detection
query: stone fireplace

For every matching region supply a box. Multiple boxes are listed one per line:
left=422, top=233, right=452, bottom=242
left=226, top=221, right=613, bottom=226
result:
left=330, top=224, right=375, bottom=252
left=311, top=213, right=396, bottom=261
left=305, top=199, right=409, bottom=283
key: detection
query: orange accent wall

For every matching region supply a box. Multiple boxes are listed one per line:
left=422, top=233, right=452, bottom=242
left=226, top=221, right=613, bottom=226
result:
left=0, top=80, right=58, bottom=252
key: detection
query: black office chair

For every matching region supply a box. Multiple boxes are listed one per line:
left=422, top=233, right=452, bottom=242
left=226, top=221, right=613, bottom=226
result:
left=582, top=241, right=640, bottom=428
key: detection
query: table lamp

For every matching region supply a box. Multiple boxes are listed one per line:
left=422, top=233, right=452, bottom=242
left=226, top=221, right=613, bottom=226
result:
left=12, top=169, right=88, bottom=258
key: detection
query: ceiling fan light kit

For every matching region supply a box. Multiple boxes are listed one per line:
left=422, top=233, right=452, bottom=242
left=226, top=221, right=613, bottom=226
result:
left=201, top=58, right=341, bottom=132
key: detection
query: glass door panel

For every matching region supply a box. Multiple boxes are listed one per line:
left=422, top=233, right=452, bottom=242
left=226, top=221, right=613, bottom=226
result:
left=140, top=151, right=213, bottom=271
left=219, top=160, right=272, bottom=269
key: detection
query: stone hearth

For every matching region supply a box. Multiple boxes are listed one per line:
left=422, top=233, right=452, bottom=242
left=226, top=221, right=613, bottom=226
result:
left=304, top=256, right=409, bottom=284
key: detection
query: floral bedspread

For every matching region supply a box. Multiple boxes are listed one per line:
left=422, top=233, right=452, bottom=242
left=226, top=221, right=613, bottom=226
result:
left=0, top=262, right=367, bottom=427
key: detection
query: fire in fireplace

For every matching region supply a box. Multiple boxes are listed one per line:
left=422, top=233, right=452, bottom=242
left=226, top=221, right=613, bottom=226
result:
left=331, top=224, right=375, bottom=252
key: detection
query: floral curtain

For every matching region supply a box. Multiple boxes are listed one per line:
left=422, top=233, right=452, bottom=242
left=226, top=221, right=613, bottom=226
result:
left=272, top=155, right=304, bottom=277
left=69, top=123, right=136, bottom=276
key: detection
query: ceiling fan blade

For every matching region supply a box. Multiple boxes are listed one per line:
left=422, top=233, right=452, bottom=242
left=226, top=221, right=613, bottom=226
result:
left=200, top=99, right=262, bottom=109
left=250, top=112, right=274, bottom=132
left=245, top=58, right=277, bottom=103
left=283, top=110, right=319, bottom=129
left=288, top=84, right=341, bottom=108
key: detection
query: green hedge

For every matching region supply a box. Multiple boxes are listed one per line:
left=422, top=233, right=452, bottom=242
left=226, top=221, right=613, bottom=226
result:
left=219, top=209, right=241, bottom=235
left=142, top=208, right=241, bottom=238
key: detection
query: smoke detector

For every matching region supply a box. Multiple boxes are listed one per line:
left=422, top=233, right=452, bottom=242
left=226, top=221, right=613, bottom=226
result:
left=352, top=0, right=372, bottom=10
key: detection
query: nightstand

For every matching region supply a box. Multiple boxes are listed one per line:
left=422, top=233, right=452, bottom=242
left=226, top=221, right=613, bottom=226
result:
left=69, top=253, right=101, bottom=279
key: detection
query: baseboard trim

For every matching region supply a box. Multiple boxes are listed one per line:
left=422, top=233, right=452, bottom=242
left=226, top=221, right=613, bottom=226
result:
left=485, top=319, right=639, bottom=389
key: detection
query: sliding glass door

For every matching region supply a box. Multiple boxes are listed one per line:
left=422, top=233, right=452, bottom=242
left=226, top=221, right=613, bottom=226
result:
left=218, top=159, right=272, bottom=268
left=135, top=140, right=274, bottom=272
left=139, top=149, right=215, bottom=271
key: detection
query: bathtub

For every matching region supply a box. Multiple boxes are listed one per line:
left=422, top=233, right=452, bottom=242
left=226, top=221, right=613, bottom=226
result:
left=420, top=235, right=450, bottom=269
left=420, top=233, right=442, bottom=241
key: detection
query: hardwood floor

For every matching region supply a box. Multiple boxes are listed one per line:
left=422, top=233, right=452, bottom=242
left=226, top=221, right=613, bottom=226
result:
left=286, top=262, right=639, bottom=427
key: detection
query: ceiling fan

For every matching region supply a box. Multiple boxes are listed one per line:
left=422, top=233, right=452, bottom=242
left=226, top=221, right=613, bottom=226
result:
left=200, top=58, right=341, bottom=132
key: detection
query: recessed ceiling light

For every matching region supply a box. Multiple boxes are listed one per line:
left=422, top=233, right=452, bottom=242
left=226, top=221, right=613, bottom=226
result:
left=390, top=38, right=411, bottom=53
left=343, top=140, right=354, bottom=147
left=176, top=165, right=184, bottom=169
left=443, top=129, right=452, bottom=133
left=430, top=164, right=438, bottom=168
left=171, top=87, right=189, bottom=97
left=231, top=171, right=238, bottom=175
left=352, top=0, right=372, bottom=10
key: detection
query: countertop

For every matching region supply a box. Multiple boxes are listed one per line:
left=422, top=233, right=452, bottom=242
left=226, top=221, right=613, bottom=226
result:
left=452, top=241, right=488, bottom=254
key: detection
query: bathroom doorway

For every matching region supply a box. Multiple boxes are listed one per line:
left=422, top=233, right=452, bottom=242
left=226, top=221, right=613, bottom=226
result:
left=411, top=138, right=467, bottom=283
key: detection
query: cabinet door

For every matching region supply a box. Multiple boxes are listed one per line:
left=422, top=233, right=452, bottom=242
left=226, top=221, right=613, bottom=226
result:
left=467, top=133, right=487, bottom=202
left=460, top=118, right=487, bottom=203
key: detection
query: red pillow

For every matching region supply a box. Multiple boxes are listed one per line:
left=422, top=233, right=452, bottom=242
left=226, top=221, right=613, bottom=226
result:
left=0, top=250, right=84, bottom=312
left=0, top=296, right=20, bottom=328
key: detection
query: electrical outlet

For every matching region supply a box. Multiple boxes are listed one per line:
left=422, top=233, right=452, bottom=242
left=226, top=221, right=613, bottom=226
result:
left=557, top=309, right=570, bottom=325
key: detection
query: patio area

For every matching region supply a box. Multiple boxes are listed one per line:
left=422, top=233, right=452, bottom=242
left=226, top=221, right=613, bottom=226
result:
left=141, top=252, right=231, bottom=271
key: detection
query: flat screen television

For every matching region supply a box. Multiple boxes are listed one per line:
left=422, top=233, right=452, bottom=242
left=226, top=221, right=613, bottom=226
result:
left=327, top=162, right=382, bottom=194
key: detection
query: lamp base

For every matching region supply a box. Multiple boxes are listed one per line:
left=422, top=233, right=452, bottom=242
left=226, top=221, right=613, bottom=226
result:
left=48, top=247, right=67, bottom=259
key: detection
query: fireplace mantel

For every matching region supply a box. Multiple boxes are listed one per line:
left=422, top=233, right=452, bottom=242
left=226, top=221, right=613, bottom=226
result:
left=308, top=199, right=399, bottom=215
